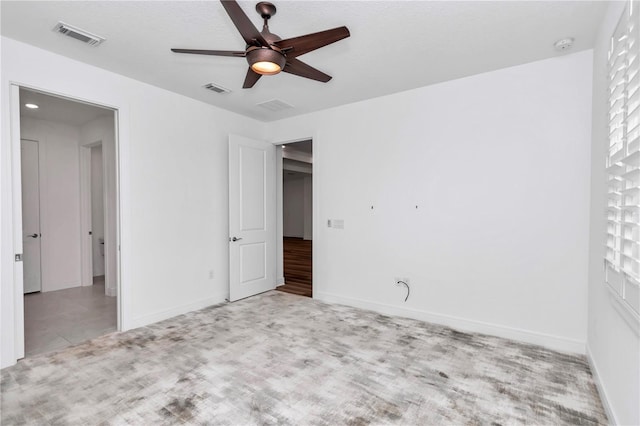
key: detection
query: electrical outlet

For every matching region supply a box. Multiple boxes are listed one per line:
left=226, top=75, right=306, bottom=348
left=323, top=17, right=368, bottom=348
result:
left=209, top=270, right=214, bottom=279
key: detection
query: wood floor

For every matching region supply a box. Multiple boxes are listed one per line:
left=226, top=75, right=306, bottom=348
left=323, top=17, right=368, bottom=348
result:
left=278, top=237, right=312, bottom=297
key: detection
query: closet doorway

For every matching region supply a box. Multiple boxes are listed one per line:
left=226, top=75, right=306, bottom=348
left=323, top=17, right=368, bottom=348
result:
left=278, top=140, right=312, bottom=297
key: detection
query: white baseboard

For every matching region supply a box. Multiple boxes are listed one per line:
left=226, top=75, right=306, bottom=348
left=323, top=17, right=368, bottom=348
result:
left=131, top=293, right=227, bottom=329
left=276, top=277, right=285, bottom=286
left=315, top=291, right=586, bottom=354
left=586, top=344, right=618, bottom=425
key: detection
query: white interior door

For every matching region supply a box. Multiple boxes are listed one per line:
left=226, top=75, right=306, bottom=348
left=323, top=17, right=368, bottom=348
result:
left=21, top=139, right=42, bottom=294
left=229, top=134, right=276, bottom=301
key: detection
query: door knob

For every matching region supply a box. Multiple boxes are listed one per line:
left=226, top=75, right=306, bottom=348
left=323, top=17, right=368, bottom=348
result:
left=28, top=234, right=38, bottom=238
left=231, top=237, right=243, bottom=242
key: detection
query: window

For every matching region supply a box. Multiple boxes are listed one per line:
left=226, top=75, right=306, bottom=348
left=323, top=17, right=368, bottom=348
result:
left=606, top=0, right=640, bottom=319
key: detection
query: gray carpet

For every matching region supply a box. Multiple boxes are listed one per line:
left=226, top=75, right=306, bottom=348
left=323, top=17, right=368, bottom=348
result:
left=1, top=291, right=606, bottom=425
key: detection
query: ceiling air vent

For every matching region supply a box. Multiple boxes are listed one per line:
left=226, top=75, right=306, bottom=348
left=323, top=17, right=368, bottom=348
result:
left=203, top=83, right=231, bottom=94
left=256, top=99, right=295, bottom=112
left=53, top=22, right=105, bottom=46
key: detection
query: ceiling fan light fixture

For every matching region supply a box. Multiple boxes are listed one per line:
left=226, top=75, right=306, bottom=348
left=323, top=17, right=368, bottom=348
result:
left=247, top=47, right=286, bottom=75
left=252, top=61, right=281, bottom=75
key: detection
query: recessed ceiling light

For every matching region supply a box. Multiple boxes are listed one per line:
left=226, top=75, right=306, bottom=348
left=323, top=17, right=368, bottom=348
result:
left=554, top=38, right=574, bottom=52
left=25, top=103, right=39, bottom=109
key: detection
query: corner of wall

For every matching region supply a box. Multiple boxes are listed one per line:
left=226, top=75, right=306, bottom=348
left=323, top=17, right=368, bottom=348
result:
left=586, top=344, right=619, bottom=425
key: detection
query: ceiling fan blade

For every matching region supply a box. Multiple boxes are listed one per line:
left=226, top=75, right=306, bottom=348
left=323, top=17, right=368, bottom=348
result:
left=220, top=0, right=268, bottom=47
left=283, top=58, right=331, bottom=83
left=243, top=68, right=262, bottom=88
left=274, top=26, right=350, bottom=58
left=171, top=48, right=246, bottom=57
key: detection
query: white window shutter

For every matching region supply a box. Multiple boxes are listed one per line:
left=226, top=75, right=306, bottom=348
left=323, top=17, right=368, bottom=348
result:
left=606, top=1, right=640, bottom=317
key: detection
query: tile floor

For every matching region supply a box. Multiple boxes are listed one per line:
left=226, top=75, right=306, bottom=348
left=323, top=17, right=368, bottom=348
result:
left=24, top=277, right=117, bottom=357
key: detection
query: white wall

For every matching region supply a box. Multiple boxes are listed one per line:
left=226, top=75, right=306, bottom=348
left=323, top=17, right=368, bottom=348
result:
left=80, top=115, right=116, bottom=296
left=283, top=173, right=313, bottom=239
left=1, top=37, right=266, bottom=368
left=268, top=50, right=594, bottom=353
left=20, top=117, right=82, bottom=292
left=587, top=2, right=640, bottom=425
left=91, top=145, right=105, bottom=277
left=283, top=176, right=305, bottom=238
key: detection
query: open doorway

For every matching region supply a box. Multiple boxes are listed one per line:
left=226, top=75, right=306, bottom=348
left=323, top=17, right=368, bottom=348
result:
left=19, top=88, right=118, bottom=357
left=277, top=140, right=312, bottom=297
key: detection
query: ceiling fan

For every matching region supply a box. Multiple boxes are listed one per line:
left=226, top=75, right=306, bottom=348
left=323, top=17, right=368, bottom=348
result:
left=171, top=0, right=350, bottom=89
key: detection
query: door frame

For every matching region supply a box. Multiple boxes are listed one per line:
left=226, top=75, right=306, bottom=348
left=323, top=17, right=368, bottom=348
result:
left=275, top=136, right=316, bottom=298
left=8, top=82, right=130, bottom=363
left=80, top=141, right=113, bottom=292
left=79, top=143, right=94, bottom=287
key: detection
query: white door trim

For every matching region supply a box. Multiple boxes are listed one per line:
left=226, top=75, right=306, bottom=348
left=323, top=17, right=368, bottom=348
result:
left=102, top=135, right=117, bottom=299
left=276, top=146, right=284, bottom=286
left=113, top=107, right=131, bottom=331
left=10, top=84, right=25, bottom=359
left=80, top=141, right=113, bottom=296
left=7, top=82, right=131, bottom=365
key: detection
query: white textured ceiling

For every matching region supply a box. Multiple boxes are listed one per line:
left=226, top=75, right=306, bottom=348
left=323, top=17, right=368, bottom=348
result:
left=20, top=88, right=114, bottom=127
left=2, top=1, right=608, bottom=122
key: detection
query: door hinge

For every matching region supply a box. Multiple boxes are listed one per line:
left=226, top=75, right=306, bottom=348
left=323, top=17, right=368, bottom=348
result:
left=15, top=254, right=23, bottom=262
